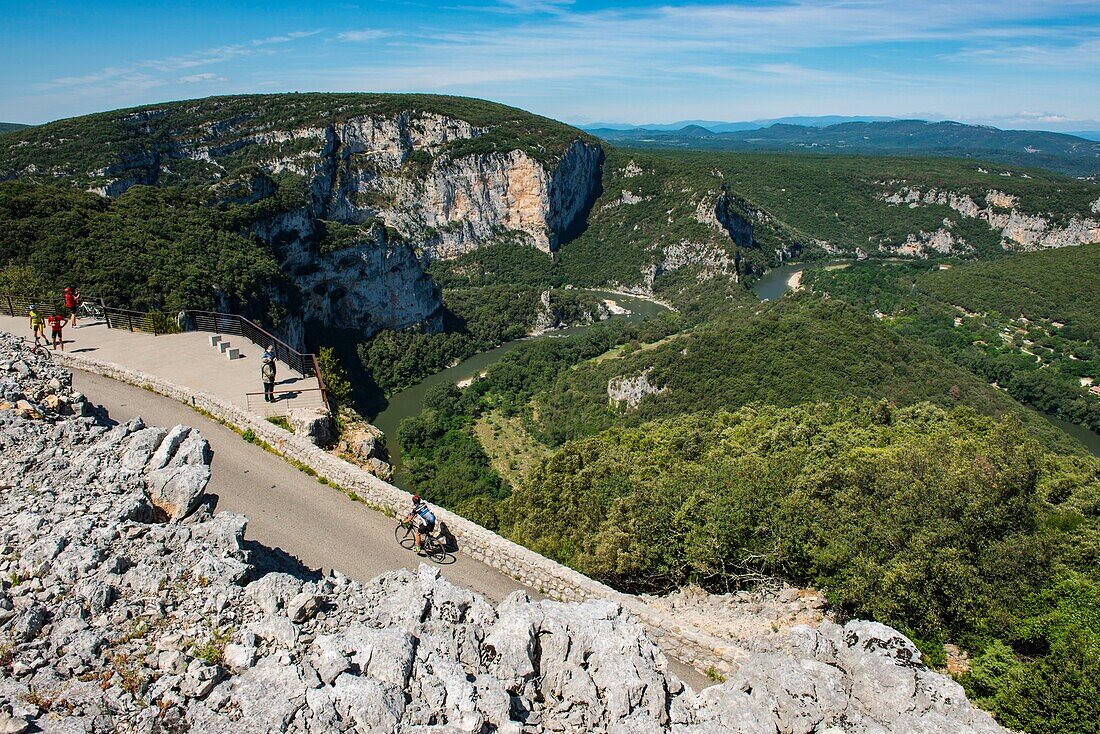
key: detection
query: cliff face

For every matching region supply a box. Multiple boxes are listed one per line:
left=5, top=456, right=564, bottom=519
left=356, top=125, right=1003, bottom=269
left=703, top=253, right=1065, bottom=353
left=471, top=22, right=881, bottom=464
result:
left=6, top=98, right=603, bottom=341
left=882, top=185, right=1100, bottom=252
left=205, top=112, right=600, bottom=337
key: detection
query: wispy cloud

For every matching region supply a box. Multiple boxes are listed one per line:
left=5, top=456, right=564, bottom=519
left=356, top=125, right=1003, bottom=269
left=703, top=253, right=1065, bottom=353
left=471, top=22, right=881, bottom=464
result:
left=37, top=30, right=322, bottom=89
left=336, top=29, right=387, bottom=42
left=252, top=30, right=323, bottom=45
left=179, top=72, right=228, bottom=84
left=493, top=0, right=574, bottom=14
left=6, top=0, right=1099, bottom=128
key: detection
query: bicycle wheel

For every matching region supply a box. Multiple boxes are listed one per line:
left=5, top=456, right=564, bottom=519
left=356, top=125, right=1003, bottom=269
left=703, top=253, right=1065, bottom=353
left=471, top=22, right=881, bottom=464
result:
left=426, top=537, right=448, bottom=563
left=394, top=523, right=415, bottom=550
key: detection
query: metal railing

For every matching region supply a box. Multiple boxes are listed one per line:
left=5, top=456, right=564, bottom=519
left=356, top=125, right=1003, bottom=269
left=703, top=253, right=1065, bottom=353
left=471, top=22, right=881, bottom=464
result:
left=2, top=293, right=109, bottom=321
left=2, top=293, right=64, bottom=319
left=1, top=292, right=328, bottom=408
left=186, top=311, right=319, bottom=380
left=103, top=305, right=171, bottom=334
left=245, top=387, right=328, bottom=416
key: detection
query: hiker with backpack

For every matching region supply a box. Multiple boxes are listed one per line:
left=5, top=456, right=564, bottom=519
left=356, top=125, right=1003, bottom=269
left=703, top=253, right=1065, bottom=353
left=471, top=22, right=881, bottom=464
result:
left=261, top=348, right=277, bottom=402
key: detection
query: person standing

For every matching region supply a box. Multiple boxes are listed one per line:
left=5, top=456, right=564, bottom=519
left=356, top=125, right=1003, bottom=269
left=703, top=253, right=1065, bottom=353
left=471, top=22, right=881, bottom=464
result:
left=46, top=313, right=66, bottom=351
left=64, top=286, right=81, bottom=327
left=28, top=304, right=46, bottom=345
left=261, top=348, right=277, bottom=402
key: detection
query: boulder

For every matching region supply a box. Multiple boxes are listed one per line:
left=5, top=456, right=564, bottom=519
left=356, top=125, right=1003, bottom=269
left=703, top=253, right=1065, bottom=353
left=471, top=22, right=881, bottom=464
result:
left=287, top=407, right=335, bottom=447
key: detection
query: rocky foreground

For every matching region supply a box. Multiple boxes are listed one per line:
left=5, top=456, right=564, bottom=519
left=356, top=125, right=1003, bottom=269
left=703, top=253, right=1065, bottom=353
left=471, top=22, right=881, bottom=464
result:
left=0, top=332, right=1005, bottom=733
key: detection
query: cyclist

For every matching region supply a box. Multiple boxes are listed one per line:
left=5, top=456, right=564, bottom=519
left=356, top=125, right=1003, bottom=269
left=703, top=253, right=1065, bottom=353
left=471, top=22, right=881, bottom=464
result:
left=28, top=305, right=46, bottom=345
left=404, top=495, right=436, bottom=554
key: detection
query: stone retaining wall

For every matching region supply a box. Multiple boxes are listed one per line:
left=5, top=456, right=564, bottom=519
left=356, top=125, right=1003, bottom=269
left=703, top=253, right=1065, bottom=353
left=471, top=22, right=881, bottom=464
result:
left=55, top=351, right=742, bottom=677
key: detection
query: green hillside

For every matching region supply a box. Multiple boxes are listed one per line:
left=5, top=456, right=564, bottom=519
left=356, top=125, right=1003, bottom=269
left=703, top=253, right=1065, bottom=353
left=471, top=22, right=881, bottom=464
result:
left=804, top=246, right=1100, bottom=432
left=0, top=93, right=593, bottom=187
left=0, top=122, right=30, bottom=134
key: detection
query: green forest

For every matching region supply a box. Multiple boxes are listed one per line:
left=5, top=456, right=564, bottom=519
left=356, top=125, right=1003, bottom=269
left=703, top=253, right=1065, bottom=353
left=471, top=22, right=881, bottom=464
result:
left=804, top=248, right=1100, bottom=432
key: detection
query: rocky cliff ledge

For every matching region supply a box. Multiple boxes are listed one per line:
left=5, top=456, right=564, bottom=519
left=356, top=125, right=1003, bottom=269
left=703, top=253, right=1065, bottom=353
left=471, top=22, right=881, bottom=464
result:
left=0, top=333, right=1004, bottom=733
left=5, top=96, right=604, bottom=340
left=237, top=112, right=601, bottom=336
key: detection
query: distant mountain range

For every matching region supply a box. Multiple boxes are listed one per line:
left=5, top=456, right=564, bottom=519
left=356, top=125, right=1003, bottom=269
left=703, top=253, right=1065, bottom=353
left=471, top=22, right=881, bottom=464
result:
left=586, top=119, right=1100, bottom=178
left=0, top=123, right=31, bottom=133
left=585, top=115, right=900, bottom=133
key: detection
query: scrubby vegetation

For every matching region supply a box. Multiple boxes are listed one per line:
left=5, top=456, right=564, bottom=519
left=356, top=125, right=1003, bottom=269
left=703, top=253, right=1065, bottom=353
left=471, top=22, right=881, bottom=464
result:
left=0, top=181, right=288, bottom=320
left=804, top=247, right=1100, bottom=432
left=506, top=402, right=1100, bottom=734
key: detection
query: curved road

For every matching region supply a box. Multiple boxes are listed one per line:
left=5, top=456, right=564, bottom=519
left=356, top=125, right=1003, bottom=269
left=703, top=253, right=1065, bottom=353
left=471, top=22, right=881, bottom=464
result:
left=73, top=370, right=525, bottom=601
left=72, top=369, right=711, bottom=689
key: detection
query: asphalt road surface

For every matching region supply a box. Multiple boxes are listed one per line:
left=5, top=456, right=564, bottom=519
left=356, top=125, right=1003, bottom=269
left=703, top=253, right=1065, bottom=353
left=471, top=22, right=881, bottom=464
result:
left=72, top=370, right=526, bottom=602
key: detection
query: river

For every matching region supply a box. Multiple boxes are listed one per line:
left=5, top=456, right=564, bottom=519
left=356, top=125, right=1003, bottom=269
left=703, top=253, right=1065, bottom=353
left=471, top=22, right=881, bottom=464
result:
left=371, top=291, right=672, bottom=486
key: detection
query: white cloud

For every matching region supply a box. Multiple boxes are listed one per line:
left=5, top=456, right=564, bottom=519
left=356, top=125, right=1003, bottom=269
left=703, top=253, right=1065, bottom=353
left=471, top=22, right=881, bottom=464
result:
left=179, top=73, right=228, bottom=83
left=336, top=29, right=387, bottom=42
left=494, top=0, right=574, bottom=13
left=252, top=30, right=323, bottom=46
left=36, top=30, right=321, bottom=91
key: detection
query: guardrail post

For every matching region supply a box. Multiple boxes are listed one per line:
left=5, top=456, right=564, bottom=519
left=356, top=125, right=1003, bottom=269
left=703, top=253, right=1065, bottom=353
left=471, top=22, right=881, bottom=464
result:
left=5, top=295, right=11, bottom=317
left=127, top=313, right=134, bottom=332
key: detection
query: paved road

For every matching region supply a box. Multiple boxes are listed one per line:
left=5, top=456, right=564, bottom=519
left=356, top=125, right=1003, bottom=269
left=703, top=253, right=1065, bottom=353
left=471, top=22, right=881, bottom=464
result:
left=71, top=369, right=712, bottom=689
left=72, top=370, right=524, bottom=602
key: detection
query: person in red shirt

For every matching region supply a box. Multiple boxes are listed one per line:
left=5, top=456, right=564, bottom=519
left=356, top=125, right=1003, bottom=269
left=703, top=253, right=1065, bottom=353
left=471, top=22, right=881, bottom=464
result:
left=47, top=314, right=66, bottom=351
left=64, top=286, right=81, bottom=327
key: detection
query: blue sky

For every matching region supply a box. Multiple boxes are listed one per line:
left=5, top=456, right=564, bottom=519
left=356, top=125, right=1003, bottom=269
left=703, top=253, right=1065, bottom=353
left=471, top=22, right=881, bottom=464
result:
left=2, top=0, right=1098, bottom=130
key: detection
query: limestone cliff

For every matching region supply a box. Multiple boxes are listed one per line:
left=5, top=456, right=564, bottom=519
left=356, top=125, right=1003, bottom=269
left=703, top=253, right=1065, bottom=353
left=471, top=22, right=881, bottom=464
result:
left=881, top=184, right=1100, bottom=252
left=194, top=111, right=600, bottom=337
left=4, top=95, right=604, bottom=342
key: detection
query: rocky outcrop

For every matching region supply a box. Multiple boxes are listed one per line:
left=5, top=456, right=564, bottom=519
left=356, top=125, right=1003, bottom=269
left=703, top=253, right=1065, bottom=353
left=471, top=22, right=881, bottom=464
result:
left=608, top=368, right=668, bottom=409
left=880, top=219, right=974, bottom=258
left=287, top=407, right=335, bottom=448
left=881, top=184, right=1100, bottom=251
left=34, top=104, right=603, bottom=342
left=713, top=191, right=756, bottom=249
left=335, top=415, right=392, bottom=481
left=0, top=333, right=1006, bottom=733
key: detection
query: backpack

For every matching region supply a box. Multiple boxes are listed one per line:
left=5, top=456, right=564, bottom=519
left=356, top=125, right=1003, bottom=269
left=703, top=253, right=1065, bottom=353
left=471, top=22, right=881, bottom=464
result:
left=261, top=360, right=276, bottom=382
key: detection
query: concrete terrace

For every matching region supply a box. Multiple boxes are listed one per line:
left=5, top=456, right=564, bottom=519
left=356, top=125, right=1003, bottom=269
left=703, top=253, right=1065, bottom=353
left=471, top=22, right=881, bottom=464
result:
left=0, top=314, right=323, bottom=416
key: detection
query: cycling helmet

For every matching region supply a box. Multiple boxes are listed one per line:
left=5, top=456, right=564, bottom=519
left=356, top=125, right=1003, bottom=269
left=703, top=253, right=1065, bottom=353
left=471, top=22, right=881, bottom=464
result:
left=412, top=495, right=421, bottom=503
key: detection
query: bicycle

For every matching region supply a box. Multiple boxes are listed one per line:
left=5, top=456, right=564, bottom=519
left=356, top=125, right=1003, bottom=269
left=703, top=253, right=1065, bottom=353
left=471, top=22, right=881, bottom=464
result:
left=394, top=519, right=449, bottom=563
left=76, top=300, right=105, bottom=322
left=17, top=336, right=52, bottom=359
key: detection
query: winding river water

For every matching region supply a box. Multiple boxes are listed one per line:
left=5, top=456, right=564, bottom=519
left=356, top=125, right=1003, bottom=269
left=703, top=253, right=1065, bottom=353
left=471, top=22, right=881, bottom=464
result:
left=371, top=291, right=672, bottom=486
left=372, top=266, right=1099, bottom=489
